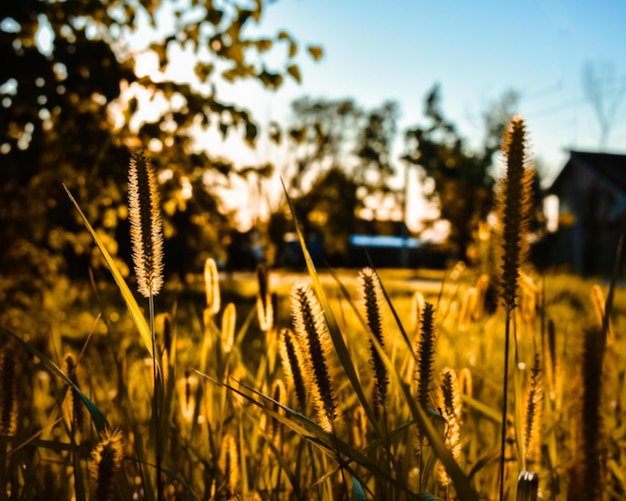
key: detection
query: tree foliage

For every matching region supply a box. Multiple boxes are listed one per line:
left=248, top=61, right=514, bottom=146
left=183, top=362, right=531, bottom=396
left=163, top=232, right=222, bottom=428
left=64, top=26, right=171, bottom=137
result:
left=403, top=84, right=519, bottom=259
left=0, top=0, right=320, bottom=318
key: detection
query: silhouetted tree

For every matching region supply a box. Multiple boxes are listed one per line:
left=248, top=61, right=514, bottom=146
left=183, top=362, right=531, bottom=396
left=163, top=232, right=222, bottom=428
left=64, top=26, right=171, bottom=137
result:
left=403, top=84, right=519, bottom=260
left=0, top=0, right=321, bottom=313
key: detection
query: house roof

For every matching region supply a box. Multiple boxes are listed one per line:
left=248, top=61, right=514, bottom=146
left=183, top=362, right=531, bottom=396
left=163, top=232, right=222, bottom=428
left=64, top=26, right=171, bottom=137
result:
left=549, top=150, right=626, bottom=198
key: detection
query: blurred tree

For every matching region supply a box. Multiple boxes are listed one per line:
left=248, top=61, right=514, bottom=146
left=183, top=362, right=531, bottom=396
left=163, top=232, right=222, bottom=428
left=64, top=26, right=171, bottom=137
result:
left=267, top=97, right=400, bottom=266
left=402, top=84, right=519, bottom=260
left=0, top=0, right=321, bottom=313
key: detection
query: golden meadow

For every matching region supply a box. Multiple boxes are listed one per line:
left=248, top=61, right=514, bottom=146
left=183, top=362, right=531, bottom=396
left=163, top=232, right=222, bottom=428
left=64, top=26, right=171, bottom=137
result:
left=1, top=118, right=625, bottom=500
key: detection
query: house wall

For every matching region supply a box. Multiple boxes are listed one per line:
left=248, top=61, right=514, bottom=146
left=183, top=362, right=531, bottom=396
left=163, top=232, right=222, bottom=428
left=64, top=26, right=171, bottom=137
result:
left=550, top=163, right=622, bottom=275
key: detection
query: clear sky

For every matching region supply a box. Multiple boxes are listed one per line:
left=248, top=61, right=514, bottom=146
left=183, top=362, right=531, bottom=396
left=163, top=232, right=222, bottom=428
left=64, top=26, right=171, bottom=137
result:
left=210, top=0, right=626, bottom=183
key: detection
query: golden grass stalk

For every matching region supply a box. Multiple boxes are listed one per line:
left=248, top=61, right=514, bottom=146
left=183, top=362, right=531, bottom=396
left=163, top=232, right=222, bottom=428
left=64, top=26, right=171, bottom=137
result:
left=278, top=328, right=307, bottom=412
left=178, top=370, right=198, bottom=425
left=90, top=428, right=124, bottom=501
left=204, top=257, right=221, bottom=316
left=522, top=353, right=542, bottom=466
left=357, top=267, right=389, bottom=418
left=0, top=346, right=17, bottom=436
left=128, top=149, right=164, bottom=299
left=64, top=354, right=84, bottom=436
left=494, top=115, right=534, bottom=314
left=256, top=265, right=274, bottom=332
left=414, top=302, right=437, bottom=413
left=458, top=287, right=477, bottom=331
left=494, top=115, right=534, bottom=500
left=568, top=325, right=607, bottom=500
left=156, top=312, right=172, bottom=354
left=218, top=432, right=240, bottom=498
left=437, top=367, right=463, bottom=487
left=473, top=274, right=490, bottom=321
left=221, top=302, right=237, bottom=354
left=268, top=379, right=286, bottom=443
left=290, top=282, right=338, bottom=433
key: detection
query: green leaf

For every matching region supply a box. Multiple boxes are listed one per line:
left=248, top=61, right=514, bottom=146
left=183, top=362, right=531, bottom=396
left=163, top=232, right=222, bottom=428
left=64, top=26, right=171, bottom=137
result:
left=64, top=185, right=154, bottom=358
left=0, top=326, right=108, bottom=433
left=286, top=64, right=301, bottom=83
left=307, top=45, right=324, bottom=61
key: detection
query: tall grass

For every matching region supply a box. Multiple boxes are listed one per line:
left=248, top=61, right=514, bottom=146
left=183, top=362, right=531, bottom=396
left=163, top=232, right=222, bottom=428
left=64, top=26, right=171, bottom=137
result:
left=0, top=119, right=625, bottom=499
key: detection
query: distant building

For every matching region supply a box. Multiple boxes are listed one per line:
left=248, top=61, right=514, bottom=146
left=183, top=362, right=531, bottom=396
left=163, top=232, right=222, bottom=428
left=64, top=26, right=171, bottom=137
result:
left=545, top=150, right=626, bottom=275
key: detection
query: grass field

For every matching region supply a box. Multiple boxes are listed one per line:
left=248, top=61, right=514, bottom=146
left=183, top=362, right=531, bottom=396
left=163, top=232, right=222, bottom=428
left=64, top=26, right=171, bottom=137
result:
left=1, top=262, right=625, bottom=500
left=1, top=122, right=625, bottom=500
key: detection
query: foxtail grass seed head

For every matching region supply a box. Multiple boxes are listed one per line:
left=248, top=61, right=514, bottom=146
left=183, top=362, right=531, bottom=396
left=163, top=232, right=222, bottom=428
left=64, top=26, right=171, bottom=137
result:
left=178, top=370, right=198, bottom=424
left=473, top=274, right=490, bottom=320
left=290, top=282, right=337, bottom=432
left=221, top=302, right=236, bottom=354
left=128, top=150, right=164, bottom=298
left=156, top=312, right=172, bottom=354
left=458, top=367, right=473, bottom=400
left=204, top=257, right=221, bottom=315
left=523, top=353, right=543, bottom=465
left=64, top=354, right=84, bottom=434
left=357, top=267, right=389, bottom=417
left=437, top=367, right=463, bottom=487
left=256, top=265, right=274, bottom=331
left=218, top=433, right=240, bottom=497
left=414, top=302, right=437, bottom=412
left=269, top=379, right=286, bottom=442
left=0, top=346, right=18, bottom=436
left=278, top=328, right=307, bottom=411
left=90, top=428, right=124, bottom=501
left=494, top=115, right=534, bottom=312
left=458, top=287, right=478, bottom=330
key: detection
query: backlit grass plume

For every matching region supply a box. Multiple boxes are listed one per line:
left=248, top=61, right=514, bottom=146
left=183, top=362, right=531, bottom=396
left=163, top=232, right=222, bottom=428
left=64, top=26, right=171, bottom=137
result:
left=414, top=302, right=437, bottom=413
left=204, top=257, right=221, bottom=316
left=128, top=149, right=164, bottom=299
left=278, top=328, right=307, bottom=412
left=494, top=115, right=534, bottom=312
left=357, top=267, right=389, bottom=417
left=64, top=354, right=84, bottom=436
left=494, top=115, right=534, bottom=500
left=256, top=265, right=274, bottom=332
left=522, top=353, right=543, bottom=466
left=90, top=428, right=124, bottom=501
left=437, top=367, right=463, bottom=487
left=290, top=282, right=337, bottom=433
left=218, top=432, right=240, bottom=498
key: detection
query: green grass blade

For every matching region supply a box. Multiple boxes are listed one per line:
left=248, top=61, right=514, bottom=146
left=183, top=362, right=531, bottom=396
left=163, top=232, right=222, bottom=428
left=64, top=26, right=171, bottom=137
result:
left=64, top=184, right=153, bottom=357
left=0, top=326, right=108, bottom=433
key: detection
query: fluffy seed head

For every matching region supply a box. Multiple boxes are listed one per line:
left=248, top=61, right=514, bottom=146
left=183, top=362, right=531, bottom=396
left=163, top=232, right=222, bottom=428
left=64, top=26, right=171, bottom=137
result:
left=204, top=257, right=221, bottom=315
left=357, top=267, right=389, bottom=417
left=90, top=428, right=124, bottom=501
left=494, top=116, right=534, bottom=312
left=218, top=433, right=240, bottom=496
left=278, top=328, right=307, bottom=411
left=128, top=150, right=164, bottom=298
left=221, top=302, right=237, bottom=354
left=290, top=282, right=337, bottom=432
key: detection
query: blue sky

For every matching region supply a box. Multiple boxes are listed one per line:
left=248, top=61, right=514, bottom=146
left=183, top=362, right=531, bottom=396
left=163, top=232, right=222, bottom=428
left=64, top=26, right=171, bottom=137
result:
left=211, top=0, right=626, bottom=182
